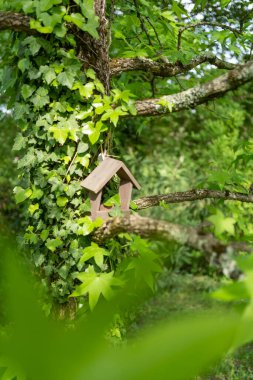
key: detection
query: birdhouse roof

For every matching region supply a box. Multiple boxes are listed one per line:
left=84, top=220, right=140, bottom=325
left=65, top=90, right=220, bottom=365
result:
left=80, top=157, right=141, bottom=194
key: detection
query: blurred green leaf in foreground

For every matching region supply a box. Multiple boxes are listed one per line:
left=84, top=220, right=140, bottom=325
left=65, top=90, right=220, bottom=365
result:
left=0, top=237, right=253, bottom=380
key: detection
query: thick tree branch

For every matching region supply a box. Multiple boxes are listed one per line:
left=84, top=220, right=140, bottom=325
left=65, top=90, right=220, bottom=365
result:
left=110, top=53, right=236, bottom=77
left=93, top=215, right=249, bottom=255
left=134, top=189, right=253, bottom=210
left=0, top=11, right=36, bottom=34
left=134, top=60, right=253, bottom=116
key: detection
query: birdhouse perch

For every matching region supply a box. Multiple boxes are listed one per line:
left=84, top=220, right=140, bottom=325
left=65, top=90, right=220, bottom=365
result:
left=80, top=157, right=141, bottom=221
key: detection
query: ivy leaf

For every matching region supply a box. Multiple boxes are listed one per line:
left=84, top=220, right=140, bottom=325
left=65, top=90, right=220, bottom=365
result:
left=18, top=58, right=30, bottom=73
left=89, top=129, right=100, bottom=145
left=80, top=242, right=110, bottom=269
left=57, top=71, right=75, bottom=89
left=21, top=84, right=36, bottom=100
left=56, top=196, right=68, bottom=207
left=76, top=107, right=93, bottom=120
left=22, top=36, right=41, bottom=55
left=32, top=87, right=50, bottom=109
left=64, top=13, right=86, bottom=28
left=157, top=98, right=174, bottom=112
left=30, top=187, right=44, bottom=200
left=39, top=0, right=63, bottom=12
left=45, top=237, right=63, bottom=252
left=54, top=23, right=67, bottom=37
left=208, top=210, right=236, bottom=236
left=86, top=68, right=96, bottom=79
left=40, top=229, right=49, bottom=242
left=13, top=187, right=32, bottom=204
left=40, top=66, right=57, bottom=84
left=103, top=194, right=120, bottom=207
left=30, top=19, right=53, bottom=33
left=49, top=126, right=69, bottom=144
left=40, top=12, right=63, bottom=29
left=77, top=142, right=89, bottom=153
left=79, top=82, right=95, bottom=98
left=71, top=266, right=116, bottom=310
left=74, top=0, right=99, bottom=38
left=28, top=203, right=39, bottom=215
left=77, top=216, right=94, bottom=236
left=101, top=107, right=127, bottom=126
left=13, top=133, right=26, bottom=151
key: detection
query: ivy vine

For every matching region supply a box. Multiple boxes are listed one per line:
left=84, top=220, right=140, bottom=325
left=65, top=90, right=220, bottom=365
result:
left=0, top=0, right=161, bottom=310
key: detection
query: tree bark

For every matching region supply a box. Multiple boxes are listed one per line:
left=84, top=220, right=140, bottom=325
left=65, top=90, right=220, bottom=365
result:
left=0, top=11, right=35, bottom=34
left=110, top=54, right=237, bottom=77
left=134, top=189, right=253, bottom=210
left=92, top=215, right=250, bottom=255
left=135, top=60, right=253, bottom=116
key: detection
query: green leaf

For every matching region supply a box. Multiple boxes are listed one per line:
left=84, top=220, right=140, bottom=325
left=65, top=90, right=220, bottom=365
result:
left=64, top=13, right=86, bottom=28
left=71, top=266, right=116, bottom=309
left=54, top=23, right=67, bottom=37
left=76, top=107, right=93, bottom=120
left=57, top=71, right=75, bottom=89
left=213, top=282, right=250, bottom=302
left=89, top=129, right=100, bottom=145
left=64, top=11, right=99, bottom=39
left=30, top=187, right=43, bottom=200
left=86, top=68, right=96, bottom=79
left=101, top=107, right=127, bottom=126
left=40, top=12, right=63, bottom=28
left=22, top=36, right=41, bottom=55
left=56, top=196, right=68, bottom=207
left=80, top=242, right=110, bottom=269
left=130, top=201, right=138, bottom=210
left=40, top=229, right=49, bottom=242
left=21, top=84, right=35, bottom=100
left=221, top=0, right=232, bottom=7
left=126, top=238, right=162, bottom=290
left=207, top=210, right=236, bottom=236
left=79, top=82, right=95, bottom=98
left=13, top=133, right=26, bottom=151
left=32, top=87, right=50, bottom=109
left=40, top=66, right=57, bottom=84
left=39, top=0, right=62, bottom=12
left=49, top=126, right=69, bottom=144
left=172, top=1, right=188, bottom=19
left=18, top=58, right=30, bottom=73
left=77, top=216, right=94, bottom=236
left=45, top=237, right=63, bottom=252
left=208, top=170, right=231, bottom=189
left=28, top=203, right=39, bottom=215
left=13, top=187, right=32, bottom=204
left=103, top=194, right=120, bottom=207
left=30, top=19, right=53, bottom=33
left=157, top=98, right=174, bottom=112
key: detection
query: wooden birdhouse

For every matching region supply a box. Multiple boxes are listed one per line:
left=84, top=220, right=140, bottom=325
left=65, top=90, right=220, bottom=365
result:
left=80, top=157, right=141, bottom=220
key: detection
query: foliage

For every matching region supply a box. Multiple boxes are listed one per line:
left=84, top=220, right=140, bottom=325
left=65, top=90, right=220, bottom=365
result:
left=0, top=240, right=253, bottom=380
left=1, top=0, right=253, bottom=309
left=0, top=0, right=145, bottom=306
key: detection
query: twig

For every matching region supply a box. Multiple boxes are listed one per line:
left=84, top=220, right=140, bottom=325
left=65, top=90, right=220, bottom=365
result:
left=134, top=189, right=253, bottom=210
left=177, top=22, right=242, bottom=50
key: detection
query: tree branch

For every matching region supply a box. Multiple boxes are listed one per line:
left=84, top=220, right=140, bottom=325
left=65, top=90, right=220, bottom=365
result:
left=110, top=53, right=236, bottom=77
left=134, top=60, right=253, bottom=116
left=134, top=189, right=253, bottom=210
left=92, top=215, right=249, bottom=255
left=0, top=11, right=36, bottom=34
